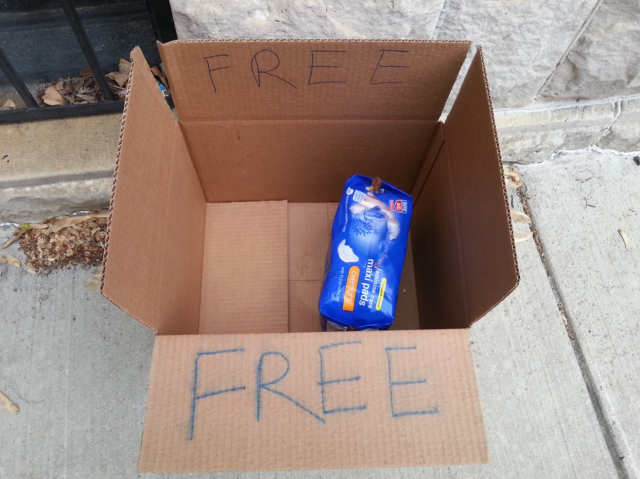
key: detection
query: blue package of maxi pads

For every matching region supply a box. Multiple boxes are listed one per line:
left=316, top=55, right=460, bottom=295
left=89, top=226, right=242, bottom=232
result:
left=319, top=175, right=413, bottom=331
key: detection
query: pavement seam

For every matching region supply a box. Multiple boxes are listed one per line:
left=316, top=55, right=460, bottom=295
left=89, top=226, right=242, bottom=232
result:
left=592, top=99, right=622, bottom=147
left=0, top=169, right=114, bottom=190
left=431, top=0, right=452, bottom=40
left=517, top=182, right=630, bottom=479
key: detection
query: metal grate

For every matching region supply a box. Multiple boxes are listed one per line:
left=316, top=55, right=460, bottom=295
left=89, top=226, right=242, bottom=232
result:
left=0, top=0, right=176, bottom=124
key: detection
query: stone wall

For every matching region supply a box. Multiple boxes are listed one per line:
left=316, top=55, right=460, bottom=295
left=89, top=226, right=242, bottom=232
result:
left=170, top=0, right=640, bottom=153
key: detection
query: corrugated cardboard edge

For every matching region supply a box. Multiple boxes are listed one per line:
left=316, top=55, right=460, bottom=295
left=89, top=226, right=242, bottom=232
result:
left=160, top=39, right=472, bottom=45
left=100, top=49, right=136, bottom=304
left=467, top=47, right=520, bottom=325
left=99, top=48, right=163, bottom=331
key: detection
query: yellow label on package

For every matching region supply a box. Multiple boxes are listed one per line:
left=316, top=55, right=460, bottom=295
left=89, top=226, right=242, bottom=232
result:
left=375, top=278, right=387, bottom=311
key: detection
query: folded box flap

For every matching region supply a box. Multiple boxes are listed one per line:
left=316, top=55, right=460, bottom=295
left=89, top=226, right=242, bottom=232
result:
left=139, top=330, right=487, bottom=472
left=102, top=47, right=206, bottom=334
left=428, top=48, right=519, bottom=327
left=158, top=40, right=471, bottom=122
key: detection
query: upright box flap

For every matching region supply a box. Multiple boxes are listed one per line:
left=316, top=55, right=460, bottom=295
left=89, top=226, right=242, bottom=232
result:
left=139, top=329, right=487, bottom=472
left=102, top=47, right=206, bottom=334
left=413, top=49, right=518, bottom=329
left=158, top=40, right=471, bottom=122
left=182, top=119, right=438, bottom=202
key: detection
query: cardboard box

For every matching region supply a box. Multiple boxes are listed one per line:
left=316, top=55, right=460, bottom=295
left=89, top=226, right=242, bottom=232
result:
left=102, top=40, right=519, bottom=473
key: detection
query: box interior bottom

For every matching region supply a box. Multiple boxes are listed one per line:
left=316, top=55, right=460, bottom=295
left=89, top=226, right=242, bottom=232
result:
left=198, top=201, right=420, bottom=335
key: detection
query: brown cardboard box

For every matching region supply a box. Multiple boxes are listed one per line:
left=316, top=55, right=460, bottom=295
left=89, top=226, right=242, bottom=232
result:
left=102, top=40, right=519, bottom=473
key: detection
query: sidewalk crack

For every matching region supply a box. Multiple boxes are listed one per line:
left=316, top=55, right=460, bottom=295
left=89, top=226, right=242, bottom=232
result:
left=517, top=184, right=629, bottom=479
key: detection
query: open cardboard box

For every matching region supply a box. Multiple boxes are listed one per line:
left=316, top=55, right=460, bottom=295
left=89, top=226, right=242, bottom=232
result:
left=102, top=40, right=519, bottom=473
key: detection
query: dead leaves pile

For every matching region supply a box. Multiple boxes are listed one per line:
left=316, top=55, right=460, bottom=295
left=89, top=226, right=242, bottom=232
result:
left=39, top=58, right=169, bottom=107
left=2, top=211, right=108, bottom=274
left=105, top=59, right=132, bottom=99
left=42, top=76, right=106, bottom=106
left=40, top=59, right=131, bottom=106
left=41, top=59, right=130, bottom=106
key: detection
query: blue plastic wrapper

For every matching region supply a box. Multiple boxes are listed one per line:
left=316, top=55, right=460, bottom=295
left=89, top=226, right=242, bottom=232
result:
left=319, top=175, right=413, bottom=331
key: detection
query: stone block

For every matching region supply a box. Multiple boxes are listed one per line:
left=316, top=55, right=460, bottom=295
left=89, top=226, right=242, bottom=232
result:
left=597, top=96, right=640, bottom=151
left=436, top=0, right=600, bottom=108
left=170, top=0, right=444, bottom=40
left=538, top=0, right=640, bottom=102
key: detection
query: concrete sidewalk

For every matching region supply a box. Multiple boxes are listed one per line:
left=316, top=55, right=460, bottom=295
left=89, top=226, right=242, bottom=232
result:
left=0, top=124, right=638, bottom=478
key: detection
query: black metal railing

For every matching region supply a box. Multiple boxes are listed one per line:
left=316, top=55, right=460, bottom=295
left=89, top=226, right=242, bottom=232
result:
left=0, top=0, right=176, bottom=124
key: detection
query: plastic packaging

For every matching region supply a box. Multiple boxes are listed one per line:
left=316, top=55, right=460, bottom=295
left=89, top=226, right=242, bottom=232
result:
left=319, top=175, right=413, bottom=330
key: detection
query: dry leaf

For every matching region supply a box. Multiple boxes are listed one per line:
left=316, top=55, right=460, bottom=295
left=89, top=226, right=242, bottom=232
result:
left=0, top=254, right=20, bottom=268
left=503, top=164, right=521, bottom=182
left=26, top=267, right=36, bottom=275
left=2, top=98, right=16, bottom=110
left=79, top=67, right=94, bottom=78
left=42, top=86, right=63, bottom=106
left=119, top=58, right=131, bottom=75
left=92, top=265, right=103, bottom=277
left=49, top=216, right=87, bottom=233
left=112, top=72, right=128, bottom=87
left=49, top=211, right=109, bottom=233
left=74, top=93, right=96, bottom=102
left=2, top=229, right=27, bottom=248
left=0, top=391, right=19, bottom=413
left=514, top=231, right=533, bottom=243
left=510, top=210, right=532, bottom=224
left=506, top=178, right=523, bottom=189
left=1, top=236, right=18, bottom=249
left=55, top=80, right=65, bottom=91
left=618, top=230, right=633, bottom=251
left=62, top=93, right=76, bottom=104
left=84, top=278, right=101, bottom=291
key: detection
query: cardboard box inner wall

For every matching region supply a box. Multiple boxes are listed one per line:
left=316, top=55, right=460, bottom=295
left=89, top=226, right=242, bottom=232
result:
left=102, top=41, right=519, bottom=472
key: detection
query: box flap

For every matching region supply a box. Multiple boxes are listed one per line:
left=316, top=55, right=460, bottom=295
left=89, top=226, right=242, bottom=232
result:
left=102, top=47, right=206, bottom=334
left=158, top=40, right=470, bottom=122
left=412, top=49, right=519, bottom=329
left=139, top=329, right=487, bottom=472
left=182, top=119, right=438, bottom=202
